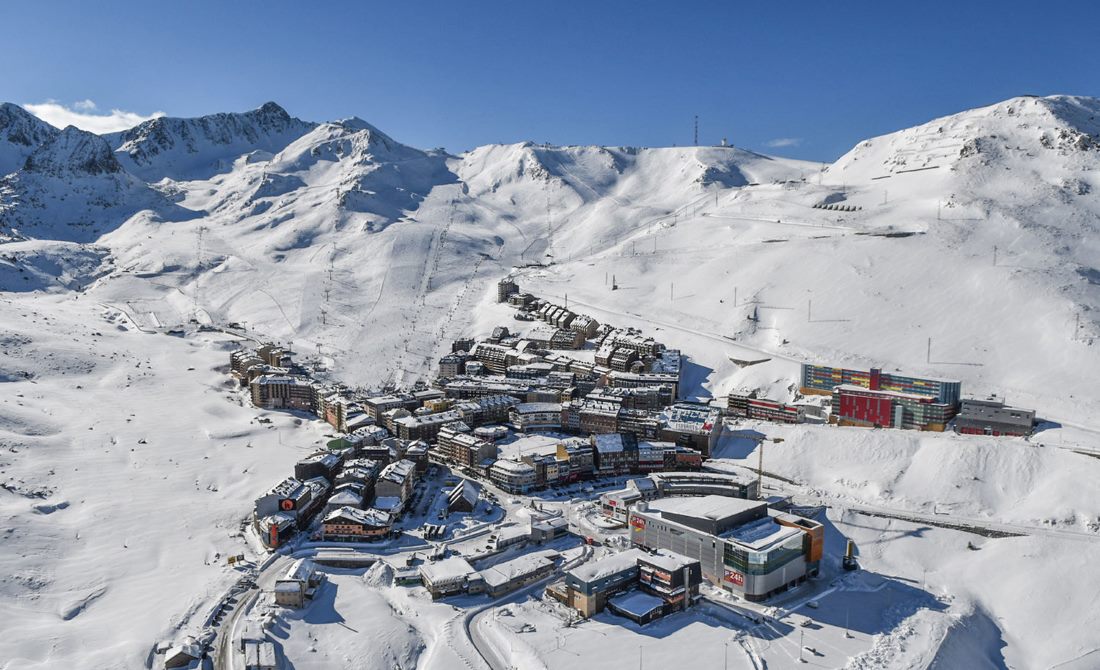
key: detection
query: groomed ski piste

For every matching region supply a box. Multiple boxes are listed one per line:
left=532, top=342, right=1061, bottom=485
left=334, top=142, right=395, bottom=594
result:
left=1, top=95, right=1099, bottom=670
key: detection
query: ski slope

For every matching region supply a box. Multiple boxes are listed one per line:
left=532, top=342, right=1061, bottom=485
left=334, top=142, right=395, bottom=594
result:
left=1, top=95, right=1099, bottom=669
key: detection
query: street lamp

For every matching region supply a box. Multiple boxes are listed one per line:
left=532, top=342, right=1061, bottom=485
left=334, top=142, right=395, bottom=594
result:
left=754, top=436, right=785, bottom=500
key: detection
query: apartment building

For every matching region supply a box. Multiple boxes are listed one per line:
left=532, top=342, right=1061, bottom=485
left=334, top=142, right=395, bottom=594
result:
left=250, top=375, right=316, bottom=411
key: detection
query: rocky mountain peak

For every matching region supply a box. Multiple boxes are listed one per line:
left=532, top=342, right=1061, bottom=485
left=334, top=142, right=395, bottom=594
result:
left=0, top=103, right=60, bottom=175
left=0, top=103, right=57, bottom=146
left=23, top=126, right=123, bottom=176
left=106, top=102, right=316, bottom=181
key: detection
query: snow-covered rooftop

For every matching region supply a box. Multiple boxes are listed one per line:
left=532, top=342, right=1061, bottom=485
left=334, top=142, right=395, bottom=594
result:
left=420, top=557, right=476, bottom=584
left=608, top=589, right=665, bottom=618
left=283, top=558, right=315, bottom=582
left=568, top=548, right=647, bottom=584
left=491, top=459, right=536, bottom=475
left=477, top=550, right=558, bottom=588
left=374, top=497, right=403, bottom=513
left=639, top=549, right=698, bottom=573
left=722, top=516, right=800, bottom=550
left=646, top=495, right=764, bottom=522
left=593, top=433, right=626, bottom=453
left=323, top=505, right=391, bottom=527
left=513, top=402, right=563, bottom=414
left=834, top=383, right=940, bottom=402
left=327, top=490, right=363, bottom=507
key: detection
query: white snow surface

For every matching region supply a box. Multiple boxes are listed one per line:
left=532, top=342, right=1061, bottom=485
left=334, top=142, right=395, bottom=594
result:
left=1, top=95, right=1099, bottom=669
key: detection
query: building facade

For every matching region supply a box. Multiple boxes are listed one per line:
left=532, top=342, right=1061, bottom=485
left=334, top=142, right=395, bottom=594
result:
left=954, top=399, right=1035, bottom=436
left=321, top=507, right=393, bottom=541
left=562, top=549, right=648, bottom=617
left=628, top=496, right=823, bottom=602
left=511, top=402, right=564, bottom=432
left=728, top=393, right=805, bottom=424
left=489, top=459, right=537, bottom=493
left=800, top=363, right=961, bottom=406
left=250, top=375, right=316, bottom=411
left=375, top=459, right=417, bottom=505
left=830, top=384, right=956, bottom=431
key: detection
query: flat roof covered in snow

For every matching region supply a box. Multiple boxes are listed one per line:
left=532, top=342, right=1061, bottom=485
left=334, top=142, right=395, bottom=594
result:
left=646, top=495, right=764, bottom=522
left=593, top=433, right=625, bottom=453
left=496, top=434, right=563, bottom=460
left=834, top=384, right=937, bottom=402
left=722, top=515, right=801, bottom=550
left=639, top=549, right=699, bottom=573
left=491, top=459, right=536, bottom=474
left=477, top=550, right=558, bottom=588
left=514, top=402, right=563, bottom=414
left=568, top=548, right=647, bottom=584
left=608, top=589, right=665, bottom=618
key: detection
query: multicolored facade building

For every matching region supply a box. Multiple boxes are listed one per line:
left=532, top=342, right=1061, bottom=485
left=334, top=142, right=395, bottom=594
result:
left=800, top=363, right=961, bottom=406
left=800, top=363, right=961, bottom=432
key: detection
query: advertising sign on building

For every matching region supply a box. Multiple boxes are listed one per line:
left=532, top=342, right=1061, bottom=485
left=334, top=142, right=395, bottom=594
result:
left=630, top=516, right=646, bottom=531
left=723, top=569, right=744, bottom=586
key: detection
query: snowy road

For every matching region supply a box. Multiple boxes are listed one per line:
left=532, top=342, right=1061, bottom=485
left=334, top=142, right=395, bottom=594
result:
left=466, top=548, right=592, bottom=670
left=830, top=500, right=1099, bottom=543
left=212, top=554, right=291, bottom=670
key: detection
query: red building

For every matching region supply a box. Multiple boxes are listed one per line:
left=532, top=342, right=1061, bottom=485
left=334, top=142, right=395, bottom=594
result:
left=831, top=385, right=955, bottom=432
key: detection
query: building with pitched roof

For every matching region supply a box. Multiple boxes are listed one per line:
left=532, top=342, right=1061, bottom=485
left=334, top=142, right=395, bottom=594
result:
left=321, top=506, right=393, bottom=541
left=447, top=479, right=481, bottom=514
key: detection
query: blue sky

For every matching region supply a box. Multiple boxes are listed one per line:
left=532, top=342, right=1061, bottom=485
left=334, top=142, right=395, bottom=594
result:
left=4, top=1, right=1099, bottom=160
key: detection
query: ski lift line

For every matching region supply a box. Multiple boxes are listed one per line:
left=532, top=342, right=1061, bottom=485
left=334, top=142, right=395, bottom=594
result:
left=543, top=148, right=629, bottom=208
left=644, top=188, right=725, bottom=230
left=706, top=214, right=856, bottom=232
left=538, top=291, right=799, bottom=364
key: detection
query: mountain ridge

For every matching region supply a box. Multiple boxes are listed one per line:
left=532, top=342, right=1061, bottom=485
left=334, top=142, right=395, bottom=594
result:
left=0, top=102, right=60, bottom=176
left=102, top=101, right=316, bottom=181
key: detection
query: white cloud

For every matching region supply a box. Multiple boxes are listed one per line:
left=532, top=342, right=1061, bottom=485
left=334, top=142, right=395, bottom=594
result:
left=765, top=137, right=802, bottom=148
left=23, top=100, right=166, bottom=134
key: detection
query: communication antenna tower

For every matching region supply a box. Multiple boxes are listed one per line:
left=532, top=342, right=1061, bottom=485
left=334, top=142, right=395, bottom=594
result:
left=693, top=115, right=699, bottom=146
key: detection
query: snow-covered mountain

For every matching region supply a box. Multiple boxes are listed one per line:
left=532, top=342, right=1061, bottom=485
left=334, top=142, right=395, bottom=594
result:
left=0, top=126, right=192, bottom=243
left=0, top=102, right=59, bottom=175
left=827, top=94, right=1100, bottom=182
left=3, top=95, right=1100, bottom=670
left=23, top=124, right=126, bottom=176
left=4, top=94, right=1099, bottom=385
left=104, top=101, right=315, bottom=181
left=235, top=116, right=457, bottom=229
